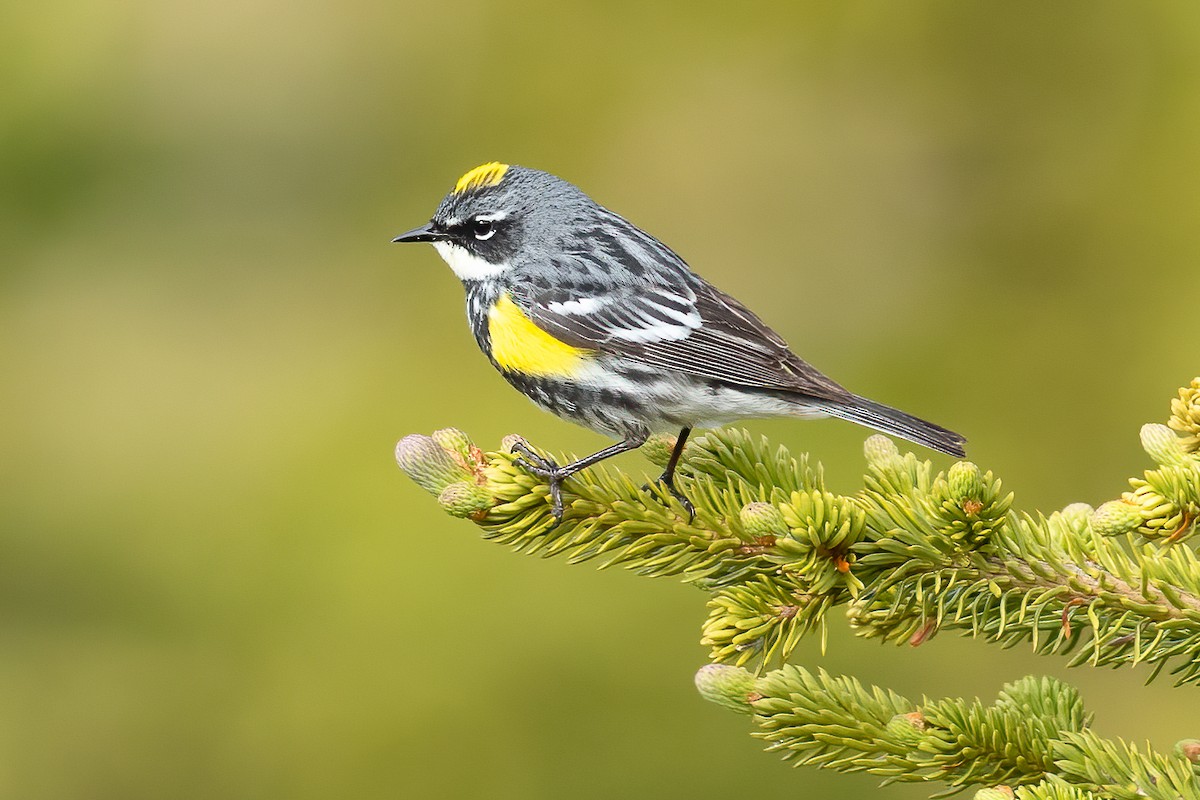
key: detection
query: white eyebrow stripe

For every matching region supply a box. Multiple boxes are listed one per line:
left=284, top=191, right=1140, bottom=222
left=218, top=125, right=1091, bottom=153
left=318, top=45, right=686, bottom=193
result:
left=474, top=211, right=508, bottom=223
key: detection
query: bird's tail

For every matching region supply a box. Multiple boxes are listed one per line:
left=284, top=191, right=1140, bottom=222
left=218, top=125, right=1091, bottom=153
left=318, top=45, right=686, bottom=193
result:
left=814, top=394, right=967, bottom=457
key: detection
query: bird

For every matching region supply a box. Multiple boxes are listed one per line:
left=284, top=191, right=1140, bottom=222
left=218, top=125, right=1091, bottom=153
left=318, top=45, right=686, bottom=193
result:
left=393, top=162, right=966, bottom=521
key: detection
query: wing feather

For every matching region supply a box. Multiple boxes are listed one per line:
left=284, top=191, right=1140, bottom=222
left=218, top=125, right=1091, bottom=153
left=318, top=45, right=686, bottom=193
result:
left=511, top=278, right=852, bottom=402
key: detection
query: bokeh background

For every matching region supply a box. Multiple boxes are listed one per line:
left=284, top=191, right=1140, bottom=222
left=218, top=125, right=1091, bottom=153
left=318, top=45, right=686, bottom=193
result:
left=3, top=2, right=1199, bottom=797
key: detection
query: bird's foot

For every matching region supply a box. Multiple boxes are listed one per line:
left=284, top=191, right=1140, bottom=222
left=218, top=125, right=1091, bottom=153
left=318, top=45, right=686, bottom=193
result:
left=642, top=473, right=695, bottom=521
left=510, top=441, right=567, bottom=522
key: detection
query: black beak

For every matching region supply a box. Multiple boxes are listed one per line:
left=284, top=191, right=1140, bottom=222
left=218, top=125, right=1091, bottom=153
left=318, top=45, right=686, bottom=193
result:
left=392, top=222, right=447, bottom=243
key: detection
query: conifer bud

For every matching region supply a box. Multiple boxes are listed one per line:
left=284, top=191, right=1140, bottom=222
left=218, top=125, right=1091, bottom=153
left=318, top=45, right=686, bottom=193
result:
left=432, top=427, right=475, bottom=462
left=437, top=481, right=493, bottom=518
left=1174, top=738, right=1200, bottom=764
left=1059, top=503, right=1094, bottom=535
left=864, top=435, right=899, bottom=468
left=641, top=434, right=680, bottom=468
left=1141, top=424, right=1188, bottom=467
left=1060, top=503, right=1094, bottom=526
left=1090, top=500, right=1144, bottom=537
left=694, top=664, right=760, bottom=714
left=740, top=502, right=788, bottom=537
left=395, top=434, right=472, bottom=495
left=948, top=461, right=984, bottom=504
left=885, top=711, right=927, bottom=746
left=500, top=434, right=526, bottom=453
left=972, top=787, right=1014, bottom=800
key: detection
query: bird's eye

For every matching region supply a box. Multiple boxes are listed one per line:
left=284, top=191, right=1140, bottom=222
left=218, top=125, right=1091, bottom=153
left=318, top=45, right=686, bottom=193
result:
left=471, top=218, right=496, bottom=241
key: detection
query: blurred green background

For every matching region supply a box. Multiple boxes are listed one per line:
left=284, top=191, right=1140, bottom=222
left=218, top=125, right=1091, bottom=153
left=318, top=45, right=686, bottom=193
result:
left=3, top=1, right=1198, bottom=797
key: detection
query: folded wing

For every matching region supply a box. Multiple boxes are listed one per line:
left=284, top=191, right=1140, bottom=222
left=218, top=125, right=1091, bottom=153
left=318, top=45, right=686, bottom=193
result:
left=512, top=279, right=853, bottom=402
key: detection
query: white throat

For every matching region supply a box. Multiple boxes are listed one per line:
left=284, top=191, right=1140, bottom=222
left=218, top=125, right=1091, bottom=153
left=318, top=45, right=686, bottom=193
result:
left=432, top=241, right=509, bottom=281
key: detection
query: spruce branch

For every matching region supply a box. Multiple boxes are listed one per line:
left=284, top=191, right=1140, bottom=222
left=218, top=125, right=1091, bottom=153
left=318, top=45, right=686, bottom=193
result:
left=395, top=377, right=1200, bottom=795
left=697, top=664, right=1198, bottom=800
left=698, top=665, right=1083, bottom=789
left=397, top=378, right=1200, bottom=680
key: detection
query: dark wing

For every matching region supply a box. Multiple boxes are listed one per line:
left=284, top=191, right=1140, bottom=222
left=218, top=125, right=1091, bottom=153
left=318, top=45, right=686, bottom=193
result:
left=511, top=277, right=853, bottom=402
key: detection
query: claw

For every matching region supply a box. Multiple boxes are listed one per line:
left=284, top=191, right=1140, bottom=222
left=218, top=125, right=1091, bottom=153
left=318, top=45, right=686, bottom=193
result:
left=511, top=442, right=565, bottom=523
left=643, top=474, right=696, bottom=522
left=513, top=457, right=552, bottom=478
left=510, top=442, right=556, bottom=473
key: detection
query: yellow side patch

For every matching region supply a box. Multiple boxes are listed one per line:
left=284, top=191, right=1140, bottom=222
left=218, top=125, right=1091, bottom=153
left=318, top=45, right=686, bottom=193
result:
left=488, top=293, right=592, bottom=378
left=454, top=162, right=509, bottom=194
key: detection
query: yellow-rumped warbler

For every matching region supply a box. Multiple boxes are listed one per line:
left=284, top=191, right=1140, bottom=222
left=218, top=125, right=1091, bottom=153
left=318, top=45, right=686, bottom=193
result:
left=394, top=162, right=966, bottom=520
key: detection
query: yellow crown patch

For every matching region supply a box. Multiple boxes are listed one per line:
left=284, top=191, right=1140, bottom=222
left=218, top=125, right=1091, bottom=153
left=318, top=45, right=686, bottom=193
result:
left=454, top=162, right=509, bottom=194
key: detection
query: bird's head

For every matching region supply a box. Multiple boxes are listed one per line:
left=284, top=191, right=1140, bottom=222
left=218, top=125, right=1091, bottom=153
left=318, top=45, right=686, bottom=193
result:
left=393, top=162, right=589, bottom=282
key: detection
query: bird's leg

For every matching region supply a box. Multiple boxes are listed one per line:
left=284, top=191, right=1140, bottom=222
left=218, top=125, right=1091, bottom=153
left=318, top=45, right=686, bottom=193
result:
left=511, top=431, right=648, bottom=522
left=643, top=427, right=695, bottom=520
